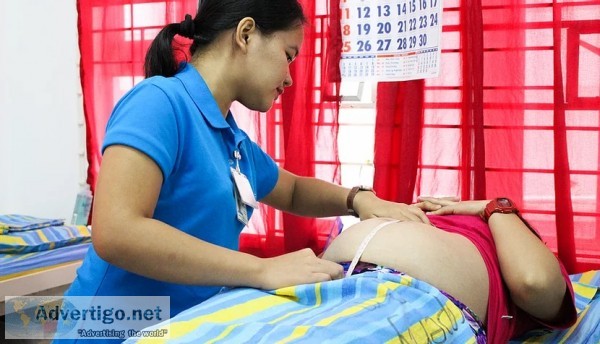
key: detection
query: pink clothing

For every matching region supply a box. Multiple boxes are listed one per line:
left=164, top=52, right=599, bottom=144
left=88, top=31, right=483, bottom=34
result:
left=428, top=215, right=577, bottom=344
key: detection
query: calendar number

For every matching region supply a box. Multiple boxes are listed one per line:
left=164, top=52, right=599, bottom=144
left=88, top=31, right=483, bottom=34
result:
left=357, top=40, right=372, bottom=52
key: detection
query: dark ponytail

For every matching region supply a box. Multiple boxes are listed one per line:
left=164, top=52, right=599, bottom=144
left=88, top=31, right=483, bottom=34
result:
left=144, top=0, right=306, bottom=78
left=143, top=23, right=181, bottom=78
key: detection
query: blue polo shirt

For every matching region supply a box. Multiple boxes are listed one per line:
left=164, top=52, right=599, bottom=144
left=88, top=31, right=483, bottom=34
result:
left=65, top=63, right=279, bottom=317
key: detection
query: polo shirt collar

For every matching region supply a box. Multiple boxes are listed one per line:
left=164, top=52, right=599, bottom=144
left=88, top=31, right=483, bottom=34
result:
left=175, top=63, right=230, bottom=129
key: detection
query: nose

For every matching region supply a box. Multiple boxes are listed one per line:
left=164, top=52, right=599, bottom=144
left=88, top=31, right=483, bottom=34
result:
left=283, top=70, right=293, bottom=87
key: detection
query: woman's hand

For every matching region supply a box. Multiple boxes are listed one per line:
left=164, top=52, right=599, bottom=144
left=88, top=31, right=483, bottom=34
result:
left=414, top=196, right=489, bottom=218
left=257, top=248, right=344, bottom=290
left=353, top=192, right=431, bottom=224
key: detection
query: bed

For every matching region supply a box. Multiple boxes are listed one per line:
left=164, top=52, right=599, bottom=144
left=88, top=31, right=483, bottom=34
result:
left=124, top=269, right=600, bottom=343
left=0, top=215, right=91, bottom=316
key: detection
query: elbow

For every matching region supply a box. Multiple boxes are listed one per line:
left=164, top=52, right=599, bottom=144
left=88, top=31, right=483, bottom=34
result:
left=510, top=270, right=566, bottom=309
left=91, top=220, right=123, bottom=265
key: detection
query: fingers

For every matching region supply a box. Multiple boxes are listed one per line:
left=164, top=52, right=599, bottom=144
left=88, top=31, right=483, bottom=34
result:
left=298, top=249, right=344, bottom=280
left=417, top=196, right=460, bottom=206
left=417, top=195, right=460, bottom=202
left=413, top=201, right=442, bottom=212
left=408, top=206, right=431, bottom=224
left=316, top=257, right=344, bottom=280
left=428, top=204, right=457, bottom=215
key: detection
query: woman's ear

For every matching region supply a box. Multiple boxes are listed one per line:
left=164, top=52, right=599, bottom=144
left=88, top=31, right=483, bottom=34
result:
left=234, top=17, right=257, bottom=52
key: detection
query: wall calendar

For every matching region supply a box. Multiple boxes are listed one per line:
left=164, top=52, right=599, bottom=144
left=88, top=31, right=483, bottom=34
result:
left=340, top=0, right=443, bottom=81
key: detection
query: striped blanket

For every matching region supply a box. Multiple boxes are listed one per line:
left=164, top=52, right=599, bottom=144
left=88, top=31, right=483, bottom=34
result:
left=0, top=214, right=64, bottom=234
left=510, top=270, right=600, bottom=343
left=125, top=270, right=600, bottom=344
left=0, top=225, right=91, bottom=254
left=0, top=243, right=91, bottom=277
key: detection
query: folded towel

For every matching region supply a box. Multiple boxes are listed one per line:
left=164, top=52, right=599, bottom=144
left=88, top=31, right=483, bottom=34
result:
left=0, top=214, right=64, bottom=233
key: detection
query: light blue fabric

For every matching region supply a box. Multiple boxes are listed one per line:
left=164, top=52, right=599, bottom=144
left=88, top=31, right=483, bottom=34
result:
left=0, top=243, right=91, bottom=276
left=123, top=271, right=600, bottom=344
left=63, top=63, right=279, bottom=321
left=0, top=214, right=64, bottom=233
left=124, top=272, right=478, bottom=343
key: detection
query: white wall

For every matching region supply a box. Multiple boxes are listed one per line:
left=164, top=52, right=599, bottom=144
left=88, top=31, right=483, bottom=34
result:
left=0, top=0, right=85, bottom=222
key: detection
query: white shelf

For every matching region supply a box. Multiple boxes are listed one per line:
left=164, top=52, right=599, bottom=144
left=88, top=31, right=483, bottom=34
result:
left=1, top=261, right=82, bottom=316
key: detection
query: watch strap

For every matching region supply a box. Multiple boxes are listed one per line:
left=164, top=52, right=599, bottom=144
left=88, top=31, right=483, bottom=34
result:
left=483, top=197, right=542, bottom=240
left=347, top=186, right=374, bottom=217
left=483, top=197, right=519, bottom=222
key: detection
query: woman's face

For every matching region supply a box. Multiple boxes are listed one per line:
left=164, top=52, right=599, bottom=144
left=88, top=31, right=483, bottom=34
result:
left=240, top=24, right=304, bottom=112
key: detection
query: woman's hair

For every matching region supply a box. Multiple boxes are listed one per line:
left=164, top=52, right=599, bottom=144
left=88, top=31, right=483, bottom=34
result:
left=144, top=0, right=306, bottom=78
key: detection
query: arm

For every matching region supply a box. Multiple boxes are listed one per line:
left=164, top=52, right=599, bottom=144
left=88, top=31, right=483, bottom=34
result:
left=487, top=212, right=567, bottom=322
left=261, top=168, right=430, bottom=223
left=416, top=197, right=568, bottom=322
left=92, top=145, right=343, bottom=290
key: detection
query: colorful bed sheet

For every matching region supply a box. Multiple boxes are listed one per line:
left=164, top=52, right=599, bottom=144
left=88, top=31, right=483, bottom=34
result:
left=0, top=243, right=91, bottom=278
left=125, top=270, right=600, bottom=344
left=0, top=214, right=64, bottom=234
left=511, top=270, right=600, bottom=343
left=127, top=272, right=484, bottom=344
left=0, top=225, right=91, bottom=254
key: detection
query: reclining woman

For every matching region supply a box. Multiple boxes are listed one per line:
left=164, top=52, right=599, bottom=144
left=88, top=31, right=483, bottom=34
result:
left=321, top=196, right=577, bottom=343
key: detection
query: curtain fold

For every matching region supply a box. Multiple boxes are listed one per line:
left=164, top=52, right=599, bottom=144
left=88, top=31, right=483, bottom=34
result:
left=77, top=0, right=196, bottom=193
left=460, top=0, right=486, bottom=200
left=280, top=0, right=342, bottom=254
left=373, top=80, right=424, bottom=204
left=551, top=0, right=577, bottom=273
left=373, top=0, right=600, bottom=273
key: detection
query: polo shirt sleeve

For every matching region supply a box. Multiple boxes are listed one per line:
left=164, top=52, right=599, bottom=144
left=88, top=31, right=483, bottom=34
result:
left=245, top=141, right=278, bottom=201
left=102, top=82, right=178, bottom=180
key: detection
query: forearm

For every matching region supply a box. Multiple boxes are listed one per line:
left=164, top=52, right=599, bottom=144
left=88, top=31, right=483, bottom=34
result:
left=93, top=217, right=264, bottom=288
left=488, top=213, right=567, bottom=320
left=264, top=169, right=428, bottom=223
left=285, top=176, right=350, bottom=217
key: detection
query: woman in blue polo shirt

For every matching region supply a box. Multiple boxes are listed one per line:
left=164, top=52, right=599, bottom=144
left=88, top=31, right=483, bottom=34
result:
left=64, top=0, right=430, bottom=324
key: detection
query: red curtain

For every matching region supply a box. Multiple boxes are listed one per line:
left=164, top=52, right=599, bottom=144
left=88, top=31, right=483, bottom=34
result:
left=374, top=0, right=600, bottom=273
left=374, top=80, right=425, bottom=203
left=238, top=0, right=342, bottom=256
left=77, top=0, right=340, bottom=257
left=77, top=0, right=197, bottom=193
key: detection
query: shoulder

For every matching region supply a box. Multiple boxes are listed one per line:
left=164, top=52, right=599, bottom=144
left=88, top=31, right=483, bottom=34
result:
left=137, top=75, right=186, bottom=98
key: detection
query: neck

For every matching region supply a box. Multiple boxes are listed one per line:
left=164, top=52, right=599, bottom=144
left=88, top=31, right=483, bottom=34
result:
left=190, top=56, right=234, bottom=118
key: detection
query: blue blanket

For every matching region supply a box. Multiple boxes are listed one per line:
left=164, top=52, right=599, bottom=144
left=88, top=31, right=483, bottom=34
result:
left=0, top=225, right=91, bottom=254
left=124, top=270, right=600, bottom=344
left=0, top=214, right=64, bottom=233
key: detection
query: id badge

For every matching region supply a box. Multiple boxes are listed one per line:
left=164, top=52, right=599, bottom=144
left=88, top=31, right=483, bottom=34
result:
left=233, top=185, right=248, bottom=225
left=230, top=167, right=259, bottom=209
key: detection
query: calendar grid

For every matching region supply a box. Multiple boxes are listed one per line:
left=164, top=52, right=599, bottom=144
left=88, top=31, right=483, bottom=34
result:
left=340, top=0, right=443, bottom=81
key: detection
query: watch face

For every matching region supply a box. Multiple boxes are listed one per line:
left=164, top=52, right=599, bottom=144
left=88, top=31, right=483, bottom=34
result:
left=497, top=198, right=512, bottom=208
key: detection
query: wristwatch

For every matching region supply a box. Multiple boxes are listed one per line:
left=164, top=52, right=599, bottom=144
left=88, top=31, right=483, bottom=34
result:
left=482, top=197, right=519, bottom=222
left=347, top=186, right=375, bottom=217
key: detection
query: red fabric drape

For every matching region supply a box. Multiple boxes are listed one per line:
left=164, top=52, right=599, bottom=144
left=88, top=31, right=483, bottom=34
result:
left=280, top=0, right=341, bottom=254
left=374, top=0, right=600, bottom=273
left=374, top=80, right=424, bottom=203
left=78, top=0, right=340, bottom=257
left=77, top=0, right=197, bottom=193
left=240, top=0, right=342, bottom=256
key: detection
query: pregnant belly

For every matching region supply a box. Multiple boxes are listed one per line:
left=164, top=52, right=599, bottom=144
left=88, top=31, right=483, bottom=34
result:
left=322, top=218, right=490, bottom=322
